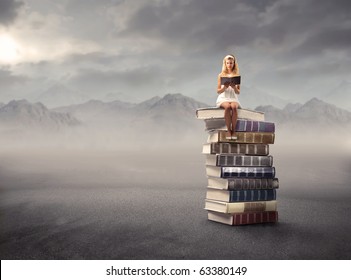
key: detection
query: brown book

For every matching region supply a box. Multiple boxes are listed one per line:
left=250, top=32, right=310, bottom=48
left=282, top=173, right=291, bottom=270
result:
left=202, top=143, right=269, bottom=155
left=207, top=131, right=275, bottom=144
left=208, top=211, right=278, bottom=225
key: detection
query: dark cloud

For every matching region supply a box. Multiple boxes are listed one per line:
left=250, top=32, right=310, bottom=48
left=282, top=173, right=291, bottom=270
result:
left=1, top=0, right=350, bottom=105
left=0, top=0, right=23, bottom=25
left=116, top=0, right=351, bottom=57
left=119, top=0, right=264, bottom=52
left=259, top=0, right=351, bottom=54
left=291, top=28, right=351, bottom=57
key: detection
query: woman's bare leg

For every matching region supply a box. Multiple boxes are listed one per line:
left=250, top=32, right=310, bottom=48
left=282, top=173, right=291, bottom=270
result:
left=230, top=102, right=239, bottom=139
left=220, top=102, right=232, bottom=138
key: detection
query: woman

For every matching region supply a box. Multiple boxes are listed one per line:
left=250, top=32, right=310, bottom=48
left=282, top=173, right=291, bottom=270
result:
left=216, top=54, right=241, bottom=140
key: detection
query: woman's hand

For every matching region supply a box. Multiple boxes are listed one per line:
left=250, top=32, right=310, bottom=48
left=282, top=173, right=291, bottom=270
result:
left=224, top=81, right=230, bottom=88
left=232, top=84, right=240, bottom=94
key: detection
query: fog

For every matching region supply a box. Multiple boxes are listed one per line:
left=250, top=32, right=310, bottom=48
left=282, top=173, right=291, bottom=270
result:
left=1, top=124, right=351, bottom=259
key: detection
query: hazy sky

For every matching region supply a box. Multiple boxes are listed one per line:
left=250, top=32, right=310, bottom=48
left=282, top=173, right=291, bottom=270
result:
left=0, top=0, right=351, bottom=106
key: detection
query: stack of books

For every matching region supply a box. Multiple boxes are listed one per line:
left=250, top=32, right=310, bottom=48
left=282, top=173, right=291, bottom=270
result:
left=196, top=107, right=279, bottom=226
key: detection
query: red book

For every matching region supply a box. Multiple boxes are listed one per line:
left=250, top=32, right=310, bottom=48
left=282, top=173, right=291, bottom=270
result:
left=208, top=211, right=278, bottom=225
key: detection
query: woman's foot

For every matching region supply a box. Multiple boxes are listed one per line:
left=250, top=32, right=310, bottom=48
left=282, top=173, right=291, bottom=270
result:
left=231, top=132, right=238, bottom=140
left=225, top=130, right=232, bottom=140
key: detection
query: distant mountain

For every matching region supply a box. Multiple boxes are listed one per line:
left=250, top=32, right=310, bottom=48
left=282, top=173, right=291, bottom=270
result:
left=53, top=93, right=207, bottom=132
left=322, top=81, right=351, bottom=111
left=103, top=91, right=142, bottom=103
left=283, top=102, right=303, bottom=113
left=239, top=86, right=290, bottom=109
left=36, top=84, right=89, bottom=108
left=131, top=93, right=208, bottom=132
left=0, top=102, right=4, bottom=109
left=255, top=105, right=290, bottom=123
left=147, top=93, right=207, bottom=116
left=53, top=99, right=135, bottom=122
left=135, top=96, right=161, bottom=109
left=256, top=98, right=351, bottom=127
left=0, top=99, right=80, bottom=129
left=192, top=86, right=289, bottom=109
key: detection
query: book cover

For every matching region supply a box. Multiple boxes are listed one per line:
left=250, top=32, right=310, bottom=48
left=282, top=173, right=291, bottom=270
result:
left=204, top=119, right=275, bottom=133
left=196, top=107, right=265, bottom=121
left=208, top=211, right=278, bottom=225
left=206, top=188, right=277, bottom=202
left=207, top=131, right=275, bottom=144
left=220, top=76, right=241, bottom=85
left=206, top=154, right=273, bottom=167
left=202, top=142, right=269, bottom=155
left=207, top=177, right=279, bottom=190
left=204, top=199, right=277, bottom=213
left=206, top=166, right=276, bottom=178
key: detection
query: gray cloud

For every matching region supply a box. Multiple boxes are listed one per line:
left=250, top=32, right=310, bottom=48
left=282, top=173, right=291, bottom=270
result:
left=0, top=0, right=23, bottom=25
left=115, top=0, right=351, bottom=57
left=0, top=68, right=27, bottom=87
left=1, top=0, right=350, bottom=106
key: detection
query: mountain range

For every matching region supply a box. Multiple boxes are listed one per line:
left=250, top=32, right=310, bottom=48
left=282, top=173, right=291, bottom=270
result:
left=321, top=81, right=351, bottom=112
left=255, top=97, right=351, bottom=128
left=1, top=94, right=350, bottom=134
left=53, top=93, right=208, bottom=134
left=0, top=99, right=79, bottom=130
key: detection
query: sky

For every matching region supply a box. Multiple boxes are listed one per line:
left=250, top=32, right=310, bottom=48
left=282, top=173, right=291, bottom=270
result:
left=0, top=0, right=351, bottom=107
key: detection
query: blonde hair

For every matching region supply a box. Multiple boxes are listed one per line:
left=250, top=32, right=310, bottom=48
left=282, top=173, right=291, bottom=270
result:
left=221, top=54, right=239, bottom=75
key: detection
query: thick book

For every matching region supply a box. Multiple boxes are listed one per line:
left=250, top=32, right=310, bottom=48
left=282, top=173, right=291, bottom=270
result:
left=206, top=154, right=273, bottom=167
left=207, top=131, right=275, bottom=144
left=208, top=211, right=278, bottom=225
left=206, top=166, right=276, bottom=178
left=220, top=76, right=241, bottom=85
left=208, top=177, right=279, bottom=190
left=202, top=143, right=269, bottom=156
left=206, top=188, right=276, bottom=202
left=205, top=199, right=277, bottom=213
left=204, top=119, right=275, bottom=133
left=196, top=107, right=264, bottom=121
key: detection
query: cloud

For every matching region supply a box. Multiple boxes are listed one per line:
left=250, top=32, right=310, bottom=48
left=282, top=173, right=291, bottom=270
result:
left=0, top=68, right=30, bottom=101
left=0, top=68, right=27, bottom=87
left=0, top=0, right=23, bottom=25
left=0, top=0, right=350, bottom=106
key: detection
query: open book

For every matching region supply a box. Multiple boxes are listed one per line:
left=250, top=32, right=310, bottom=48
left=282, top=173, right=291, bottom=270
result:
left=221, top=76, right=241, bottom=85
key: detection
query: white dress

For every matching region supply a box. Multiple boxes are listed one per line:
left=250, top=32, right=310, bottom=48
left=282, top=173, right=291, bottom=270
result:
left=216, top=85, right=241, bottom=108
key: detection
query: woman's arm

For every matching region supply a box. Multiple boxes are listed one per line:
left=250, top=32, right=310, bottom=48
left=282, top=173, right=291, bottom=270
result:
left=217, top=75, right=227, bottom=94
left=234, top=84, right=240, bottom=94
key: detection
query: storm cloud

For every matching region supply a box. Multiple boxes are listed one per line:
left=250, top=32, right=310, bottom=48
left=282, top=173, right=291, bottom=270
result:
left=0, top=0, right=23, bottom=25
left=0, top=0, right=350, bottom=107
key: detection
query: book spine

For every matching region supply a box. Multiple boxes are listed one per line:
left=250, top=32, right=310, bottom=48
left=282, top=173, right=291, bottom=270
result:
left=208, top=143, right=269, bottom=155
left=225, top=178, right=279, bottom=190
left=227, top=201, right=277, bottom=213
left=229, top=189, right=276, bottom=202
left=216, top=155, right=273, bottom=167
left=236, top=120, right=275, bottom=133
left=205, top=119, right=275, bottom=133
left=231, top=211, right=278, bottom=225
left=222, top=167, right=275, bottom=178
left=209, top=131, right=275, bottom=144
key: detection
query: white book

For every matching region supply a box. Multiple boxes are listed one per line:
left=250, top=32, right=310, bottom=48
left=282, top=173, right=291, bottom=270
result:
left=204, top=199, right=278, bottom=214
left=196, top=107, right=264, bottom=121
